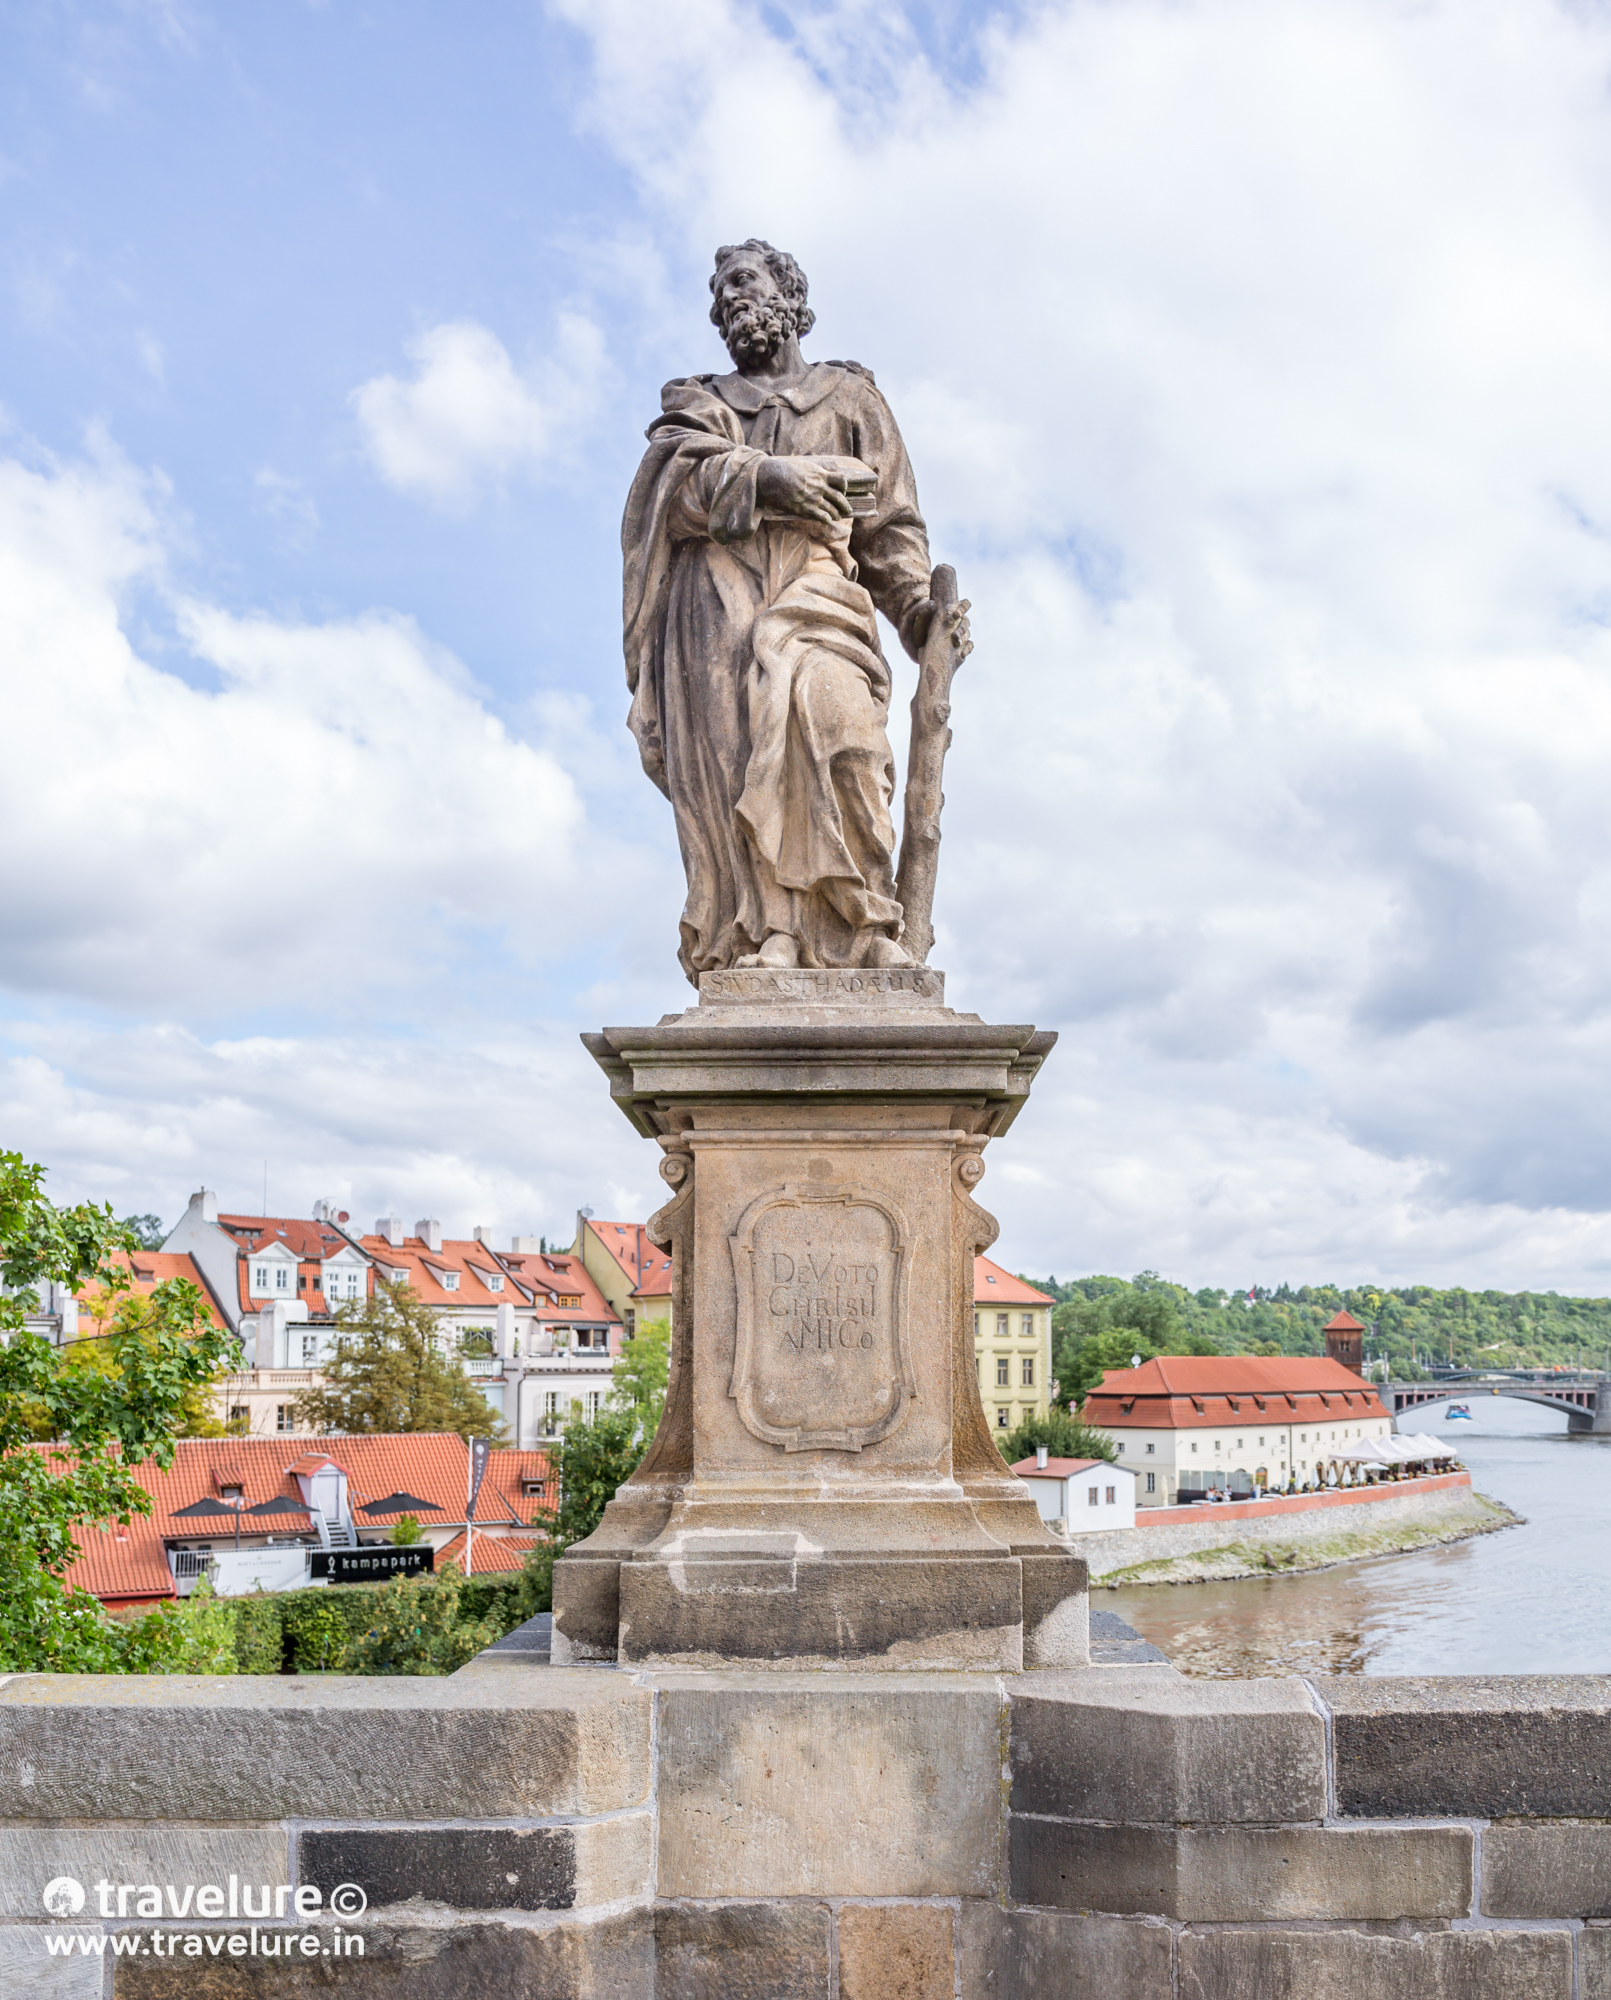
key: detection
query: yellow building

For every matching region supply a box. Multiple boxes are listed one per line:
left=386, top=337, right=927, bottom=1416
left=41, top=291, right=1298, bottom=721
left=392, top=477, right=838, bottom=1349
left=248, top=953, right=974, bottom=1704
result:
left=570, top=1213, right=674, bottom=1338
left=973, top=1257, right=1053, bottom=1435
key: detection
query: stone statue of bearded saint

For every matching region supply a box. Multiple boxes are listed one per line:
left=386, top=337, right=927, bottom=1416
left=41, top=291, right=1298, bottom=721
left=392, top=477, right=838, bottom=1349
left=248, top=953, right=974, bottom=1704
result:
left=623, top=240, right=943, bottom=983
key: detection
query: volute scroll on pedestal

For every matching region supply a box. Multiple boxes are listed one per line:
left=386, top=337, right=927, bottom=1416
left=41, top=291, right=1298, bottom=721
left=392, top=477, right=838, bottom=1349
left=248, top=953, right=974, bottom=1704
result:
left=727, top=1181, right=916, bottom=1453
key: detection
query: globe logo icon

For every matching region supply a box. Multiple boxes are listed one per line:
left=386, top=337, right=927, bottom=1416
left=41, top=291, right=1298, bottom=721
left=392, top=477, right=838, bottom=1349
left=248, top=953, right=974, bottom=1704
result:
left=42, top=1877, right=84, bottom=1917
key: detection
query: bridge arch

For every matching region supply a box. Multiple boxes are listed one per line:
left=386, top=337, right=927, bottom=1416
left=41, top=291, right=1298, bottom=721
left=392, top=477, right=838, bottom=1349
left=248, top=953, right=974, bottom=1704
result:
left=1384, top=1377, right=1611, bottom=1435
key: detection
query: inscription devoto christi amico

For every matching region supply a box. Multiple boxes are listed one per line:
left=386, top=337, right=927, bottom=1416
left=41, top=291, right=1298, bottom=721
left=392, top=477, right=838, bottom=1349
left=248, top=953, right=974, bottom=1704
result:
left=728, top=1187, right=915, bottom=1453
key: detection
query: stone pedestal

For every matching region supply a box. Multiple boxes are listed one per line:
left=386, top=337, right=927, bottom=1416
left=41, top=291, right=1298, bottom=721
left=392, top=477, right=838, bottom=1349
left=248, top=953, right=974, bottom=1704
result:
left=552, top=967, right=1087, bottom=1671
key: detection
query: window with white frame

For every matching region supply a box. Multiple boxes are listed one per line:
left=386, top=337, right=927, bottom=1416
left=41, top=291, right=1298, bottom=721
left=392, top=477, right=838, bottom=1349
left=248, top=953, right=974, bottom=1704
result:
left=275, top=1404, right=295, bottom=1433
left=995, top=1356, right=1010, bottom=1386
left=1022, top=1313, right=1033, bottom=1337
left=300, top=1333, right=318, bottom=1365
left=996, top=1407, right=1009, bottom=1428
left=441, top=1272, right=460, bottom=1292
left=253, top=1265, right=270, bottom=1292
left=1021, top=1357, right=1034, bottom=1387
left=274, top=1266, right=290, bottom=1291
left=996, top=1313, right=1008, bottom=1336
left=1146, top=1472, right=1156, bottom=1493
left=484, top=1273, right=503, bottom=1292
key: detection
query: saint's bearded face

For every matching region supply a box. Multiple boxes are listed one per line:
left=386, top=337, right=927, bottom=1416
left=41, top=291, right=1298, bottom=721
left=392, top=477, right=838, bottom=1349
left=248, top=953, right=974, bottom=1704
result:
left=712, top=253, right=805, bottom=367
left=717, top=288, right=798, bottom=366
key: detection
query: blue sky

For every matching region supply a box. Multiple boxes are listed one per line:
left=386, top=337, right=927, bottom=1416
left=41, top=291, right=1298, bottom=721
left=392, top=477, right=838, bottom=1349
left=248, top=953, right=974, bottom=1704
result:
left=10, top=0, right=1611, bottom=1288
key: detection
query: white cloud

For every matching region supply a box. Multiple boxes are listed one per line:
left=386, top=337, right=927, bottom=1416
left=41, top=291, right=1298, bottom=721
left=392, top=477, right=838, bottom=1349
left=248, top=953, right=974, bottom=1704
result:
left=350, top=313, right=606, bottom=507
left=0, top=1019, right=661, bottom=1254
left=547, top=0, right=1611, bottom=1285
left=0, top=438, right=601, bottom=1015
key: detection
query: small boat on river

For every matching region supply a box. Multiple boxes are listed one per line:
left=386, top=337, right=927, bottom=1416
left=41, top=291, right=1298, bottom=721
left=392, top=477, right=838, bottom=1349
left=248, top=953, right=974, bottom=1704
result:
left=1445, top=1403, right=1474, bottom=1422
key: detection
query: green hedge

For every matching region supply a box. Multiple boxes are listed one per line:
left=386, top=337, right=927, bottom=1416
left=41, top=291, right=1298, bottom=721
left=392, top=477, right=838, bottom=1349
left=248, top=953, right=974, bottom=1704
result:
left=196, top=1569, right=526, bottom=1674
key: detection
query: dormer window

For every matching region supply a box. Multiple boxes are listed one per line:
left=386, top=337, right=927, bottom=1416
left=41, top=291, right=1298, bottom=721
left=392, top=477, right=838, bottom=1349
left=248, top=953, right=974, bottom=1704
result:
left=254, top=1266, right=269, bottom=1290
left=220, top=1485, right=242, bottom=1500
left=441, top=1272, right=460, bottom=1292
left=482, top=1273, right=503, bottom=1292
left=275, top=1267, right=290, bottom=1291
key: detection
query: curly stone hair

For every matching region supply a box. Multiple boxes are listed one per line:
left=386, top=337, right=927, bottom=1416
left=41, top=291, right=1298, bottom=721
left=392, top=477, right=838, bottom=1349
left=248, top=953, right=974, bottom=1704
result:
left=708, top=239, right=816, bottom=338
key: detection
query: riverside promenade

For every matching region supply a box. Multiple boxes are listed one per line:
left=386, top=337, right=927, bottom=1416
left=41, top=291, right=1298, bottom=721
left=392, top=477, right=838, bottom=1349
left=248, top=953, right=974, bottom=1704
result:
left=1070, top=1470, right=1513, bottom=1582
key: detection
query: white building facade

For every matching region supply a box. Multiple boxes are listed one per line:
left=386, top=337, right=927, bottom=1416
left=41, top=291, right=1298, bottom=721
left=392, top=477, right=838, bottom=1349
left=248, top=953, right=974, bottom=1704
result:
left=1081, top=1356, right=1392, bottom=1506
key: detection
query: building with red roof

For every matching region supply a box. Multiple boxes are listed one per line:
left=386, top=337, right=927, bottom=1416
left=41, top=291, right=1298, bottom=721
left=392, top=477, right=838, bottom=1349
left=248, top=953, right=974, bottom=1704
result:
left=1081, top=1356, right=1391, bottom=1506
left=159, top=1191, right=622, bottom=1444
left=571, top=1214, right=675, bottom=1337
left=973, top=1257, right=1053, bottom=1434
left=61, top=1434, right=555, bottom=1610
left=1010, top=1454, right=1136, bottom=1529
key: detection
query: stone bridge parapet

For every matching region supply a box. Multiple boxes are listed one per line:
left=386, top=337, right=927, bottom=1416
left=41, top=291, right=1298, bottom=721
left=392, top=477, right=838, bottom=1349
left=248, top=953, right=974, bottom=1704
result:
left=1, top=1656, right=1607, bottom=1996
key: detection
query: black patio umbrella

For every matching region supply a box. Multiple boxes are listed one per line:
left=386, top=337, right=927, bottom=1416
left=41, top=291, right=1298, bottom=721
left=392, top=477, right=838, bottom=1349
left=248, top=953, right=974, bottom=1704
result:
left=244, top=1496, right=311, bottom=1516
left=357, top=1492, right=443, bottom=1516
left=170, top=1494, right=245, bottom=1548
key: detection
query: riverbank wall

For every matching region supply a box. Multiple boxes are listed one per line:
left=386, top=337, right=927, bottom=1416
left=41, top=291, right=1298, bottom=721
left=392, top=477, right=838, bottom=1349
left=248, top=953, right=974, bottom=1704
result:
left=1069, top=1470, right=1517, bottom=1583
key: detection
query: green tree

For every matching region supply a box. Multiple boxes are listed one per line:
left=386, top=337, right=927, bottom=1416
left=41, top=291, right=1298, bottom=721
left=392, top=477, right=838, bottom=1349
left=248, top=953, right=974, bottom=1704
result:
left=293, top=1282, right=506, bottom=1440
left=996, top=1407, right=1118, bottom=1466
left=611, top=1317, right=669, bottom=1431
left=69, top=1275, right=238, bottom=1438
left=118, top=1214, right=165, bottom=1250
left=1051, top=1277, right=1219, bottom=1405
left=514, top=1404, right=647, bottom=1617
left=0, top=1150, right=235, bottom=1671
left=391, top=1513, right=423, bottom=1546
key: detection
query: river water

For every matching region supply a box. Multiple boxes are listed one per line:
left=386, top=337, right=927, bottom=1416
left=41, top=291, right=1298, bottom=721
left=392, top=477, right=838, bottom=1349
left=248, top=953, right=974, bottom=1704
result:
left=1105, top=1396, right=1611, bottom=1677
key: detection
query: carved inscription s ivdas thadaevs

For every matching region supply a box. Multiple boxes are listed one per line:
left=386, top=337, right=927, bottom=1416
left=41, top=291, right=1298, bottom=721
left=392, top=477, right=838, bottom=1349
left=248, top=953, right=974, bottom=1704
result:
left=727, top=1183, right=916, bottom=1452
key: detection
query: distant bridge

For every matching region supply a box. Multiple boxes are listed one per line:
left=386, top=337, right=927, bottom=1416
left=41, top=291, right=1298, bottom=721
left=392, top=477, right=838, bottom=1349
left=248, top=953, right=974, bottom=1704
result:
left=1383, top=1370, right=1611, bottom=1434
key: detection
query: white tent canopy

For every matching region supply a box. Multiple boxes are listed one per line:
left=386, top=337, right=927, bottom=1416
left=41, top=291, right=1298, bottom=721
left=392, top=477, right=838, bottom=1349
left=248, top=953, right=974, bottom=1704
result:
left=1325, top=1434, right=1457, bottom=1466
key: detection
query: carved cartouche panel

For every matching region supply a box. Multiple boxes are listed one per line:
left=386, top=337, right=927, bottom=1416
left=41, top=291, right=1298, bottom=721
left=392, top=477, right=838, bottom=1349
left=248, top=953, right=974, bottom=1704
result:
left=727, top=1183, right=916, bottom=1453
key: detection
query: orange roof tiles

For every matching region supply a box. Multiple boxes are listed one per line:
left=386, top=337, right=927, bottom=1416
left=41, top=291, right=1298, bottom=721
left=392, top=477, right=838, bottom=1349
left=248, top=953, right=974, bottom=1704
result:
left=435, top=1531, right=546, bottom=1574
left=1010, top=1456, right=1107, bottom=1478
left=53, top=1437, right=558, bottom=1606
left=74, top=1251, right=231, bottom=1333
left=1324, top=1310, right=1366, bottom=1332
left=973, top=1257, right=1053, bottom=1307
left=583, top=1221, right=673, bottom=1298
left=1082, top=1355, right=1387, bottom=1431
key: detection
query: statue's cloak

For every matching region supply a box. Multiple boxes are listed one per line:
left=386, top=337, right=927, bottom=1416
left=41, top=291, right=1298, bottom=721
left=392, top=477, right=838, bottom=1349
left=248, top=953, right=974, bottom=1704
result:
left=622, top=362, right=932, bottom=983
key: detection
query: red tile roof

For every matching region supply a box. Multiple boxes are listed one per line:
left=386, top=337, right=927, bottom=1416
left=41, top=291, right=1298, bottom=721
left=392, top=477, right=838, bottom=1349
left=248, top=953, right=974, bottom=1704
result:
left=1082, top=1356, right=1387, bottom=1431
left=1010, top=1457, right=1107, bottom=1478
left=52, top=1437, right=557, bottom=1606
left=1324, top=1311, right=1366, bottom=1332
left=494, top=1248, right=622, bottom=1325
left=74, top=1251, right=232, bottom=1333
left=581, top=1221, right=674, bottom=1300
left=435, top=1531, right=546, bottom=1574
left=974, top=1257, right=1053, bottom=1307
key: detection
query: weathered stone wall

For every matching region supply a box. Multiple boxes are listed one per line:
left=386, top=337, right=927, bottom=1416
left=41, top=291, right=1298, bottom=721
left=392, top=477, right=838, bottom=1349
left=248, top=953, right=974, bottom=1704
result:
left=3, top=1650, right=1608, bottom=1996
left=1069, top=1472, right=1508, bottom=1579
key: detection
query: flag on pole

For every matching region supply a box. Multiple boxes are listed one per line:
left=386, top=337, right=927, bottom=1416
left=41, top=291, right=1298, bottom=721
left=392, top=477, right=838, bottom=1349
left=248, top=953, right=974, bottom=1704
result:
left=465, top=1435, right=491, bottom=1578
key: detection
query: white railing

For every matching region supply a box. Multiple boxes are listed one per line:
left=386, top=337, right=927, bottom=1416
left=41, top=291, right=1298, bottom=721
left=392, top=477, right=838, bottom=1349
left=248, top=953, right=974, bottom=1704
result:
left=462, top=1357, right=501, bottom=1377
left=170, top=1551, right=216, bottom=1585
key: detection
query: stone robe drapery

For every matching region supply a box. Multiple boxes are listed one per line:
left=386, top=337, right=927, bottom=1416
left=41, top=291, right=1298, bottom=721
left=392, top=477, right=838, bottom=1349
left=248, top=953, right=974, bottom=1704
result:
left=623, top=363, right=933, bottom=983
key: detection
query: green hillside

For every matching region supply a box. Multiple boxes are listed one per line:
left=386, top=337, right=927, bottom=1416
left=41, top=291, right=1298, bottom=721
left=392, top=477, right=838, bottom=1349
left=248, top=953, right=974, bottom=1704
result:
left=1020, top=1271, right=1611, bottom=1404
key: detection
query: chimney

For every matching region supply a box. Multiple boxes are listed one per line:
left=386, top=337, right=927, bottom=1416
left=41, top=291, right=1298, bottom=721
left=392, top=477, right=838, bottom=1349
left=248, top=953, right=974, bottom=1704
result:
left=511, top=1236, right=542, bottom=1253
left=1036, top=1444, right=1049, bottom=1469
left=378, top=1215, right=404, bottom=1247
left=312, top=1198, right=332, bottom=1222
left=190, top=1188, right=218, bottom=1225
left=416, top=1219, right=443, bottom=1253
left=473, top=1225, right=492, bottom=1244
left=496, top=1301, right=517, bottom=1359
